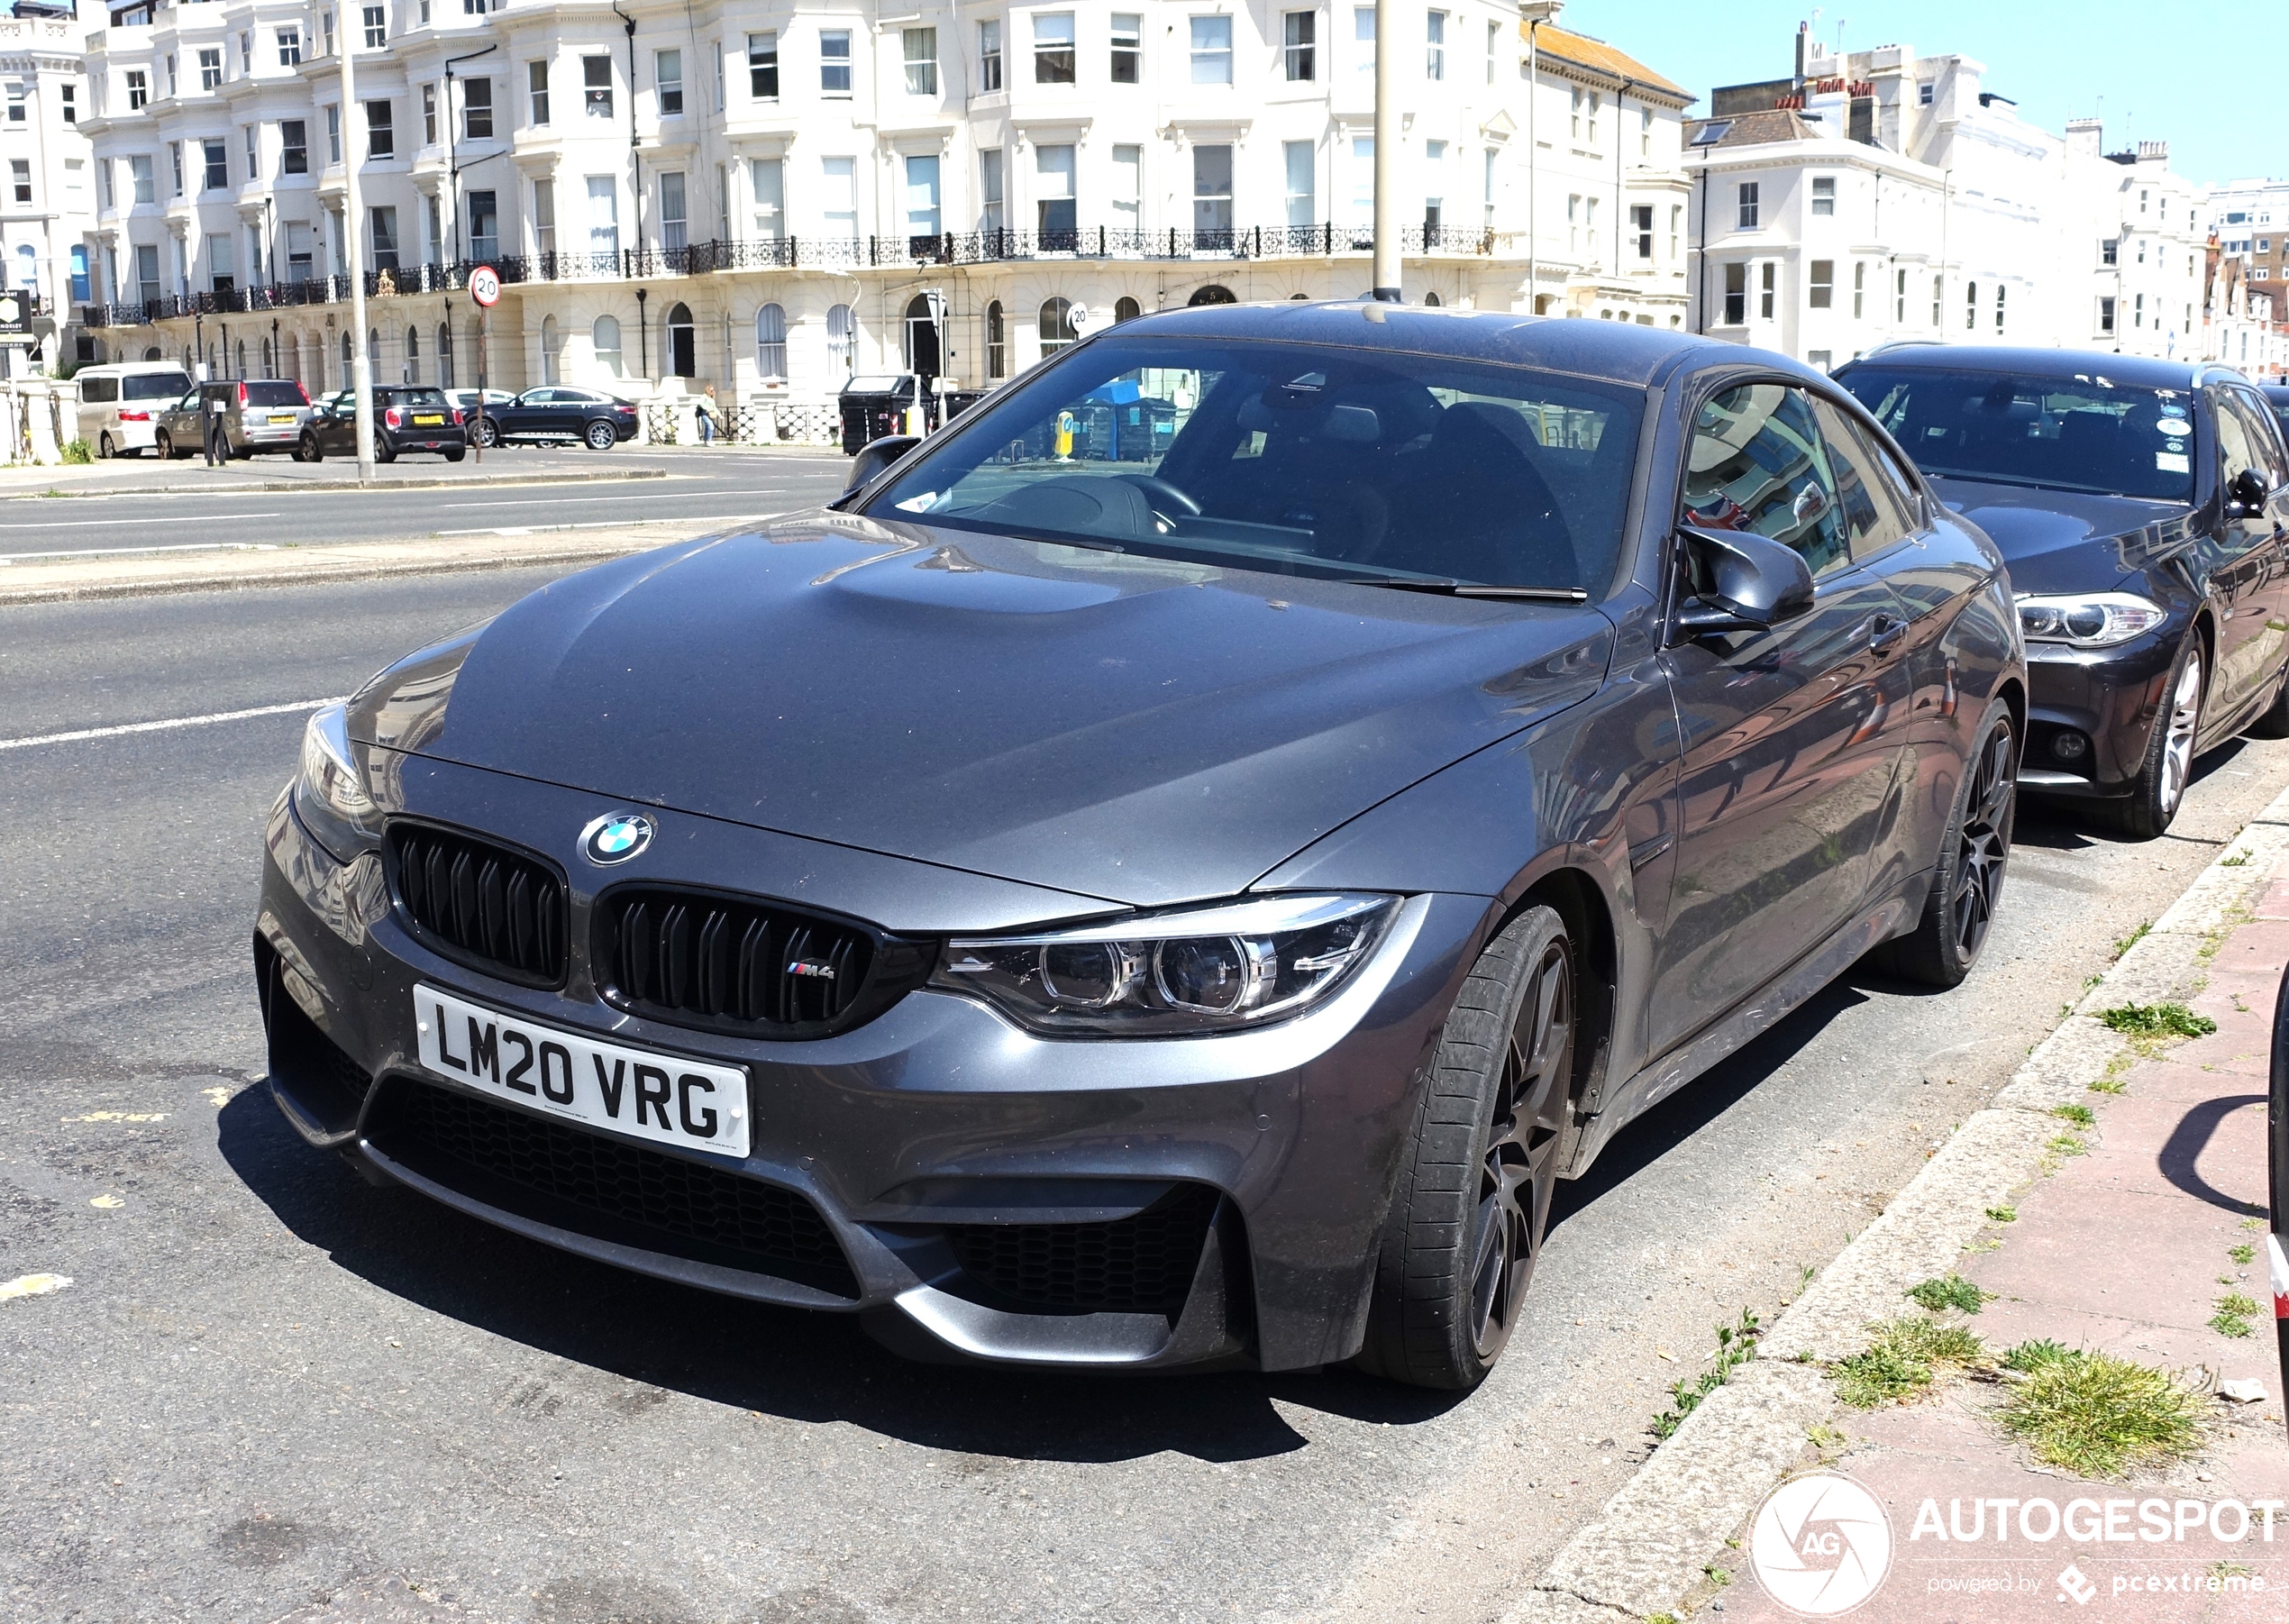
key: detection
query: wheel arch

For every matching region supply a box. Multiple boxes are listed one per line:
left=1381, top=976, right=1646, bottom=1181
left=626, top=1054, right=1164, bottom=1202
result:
left=1496, top=863, right=1620, bottom=1144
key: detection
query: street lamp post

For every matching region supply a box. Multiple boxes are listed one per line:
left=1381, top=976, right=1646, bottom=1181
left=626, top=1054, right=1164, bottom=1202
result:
left=1370, top=0, right=1399, bottom=299
left=1521, top=3, right=1564, bottom=317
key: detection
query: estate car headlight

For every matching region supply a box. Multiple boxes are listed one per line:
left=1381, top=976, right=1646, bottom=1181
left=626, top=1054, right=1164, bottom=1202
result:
left=292, top=701, right=381, bottom=862
left=933, top=893, right=1398, bottom=1036
left=2014, top=592, right=2168, bottom=649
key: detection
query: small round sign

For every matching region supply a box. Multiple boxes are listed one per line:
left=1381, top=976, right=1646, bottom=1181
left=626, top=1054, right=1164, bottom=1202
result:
left=1067, top=303, right=1092, bottom=333
left=469, top=265, right=502, bottom=308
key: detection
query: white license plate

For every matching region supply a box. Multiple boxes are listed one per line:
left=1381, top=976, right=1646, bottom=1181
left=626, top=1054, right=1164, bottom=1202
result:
left=413, top=983, right=750, bottom=1157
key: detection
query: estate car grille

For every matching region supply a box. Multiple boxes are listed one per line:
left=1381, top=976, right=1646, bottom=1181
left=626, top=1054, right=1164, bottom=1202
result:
left=944, top=1184, right=1222, bottom=1315
left=388, top=822, right=568, bottom=987
left=372, top=1077, right=859, bottom=1298
left=597, top=886, right=926, bottom=1039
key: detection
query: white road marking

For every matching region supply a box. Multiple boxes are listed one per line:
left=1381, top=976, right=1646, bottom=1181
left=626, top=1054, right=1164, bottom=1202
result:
left=0, top=513, right=282, bottom=532
left=435, top=512, right=787, bottom=536
left=0, top=540, right=280, bottom=563
left=0, top=696, right=346, bottom=753
left=439, top=489, right=798, bottom=509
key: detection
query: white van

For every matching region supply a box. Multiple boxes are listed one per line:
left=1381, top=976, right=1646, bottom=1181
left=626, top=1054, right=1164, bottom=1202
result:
left=75, top=360, right=197, bottom=458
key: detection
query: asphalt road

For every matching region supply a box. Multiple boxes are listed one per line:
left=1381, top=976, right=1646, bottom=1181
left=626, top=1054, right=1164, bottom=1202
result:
left=4, top=568, right=2286, bottom=1624
left=0, top=448, right=852, bottom=561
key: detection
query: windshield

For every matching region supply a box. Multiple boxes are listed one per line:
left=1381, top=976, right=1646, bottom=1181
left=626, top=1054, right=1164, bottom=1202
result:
left=122, top=370, right=194, bottom=401
left=865, top=337, right=1643, bottom=591
left=1838, top=365, right=2197, bottom=503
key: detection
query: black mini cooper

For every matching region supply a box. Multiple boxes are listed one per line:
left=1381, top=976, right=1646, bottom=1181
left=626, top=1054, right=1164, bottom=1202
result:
left=1838, top=348, right=2289, bottom=836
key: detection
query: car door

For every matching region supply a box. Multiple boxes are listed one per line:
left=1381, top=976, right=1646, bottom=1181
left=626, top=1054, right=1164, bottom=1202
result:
left=2219, top=387, right=2289, bottom=711
left=2205, top=388, right=2284, bottom=718
left=494, top=388, right=543, bottom=440
left=1644, top=379, right=1916, bottom=1062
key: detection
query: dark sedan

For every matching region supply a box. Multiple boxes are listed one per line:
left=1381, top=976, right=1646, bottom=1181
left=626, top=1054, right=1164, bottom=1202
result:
left=296, top=386, right=468, bottom=463
left=1838, top=348, right=2289, bottom=837
left=469, top=386, right=638, bottom=451
left=2263, top=384, right=2289, bottom=446
left=255, top=306, right=2021, bottom=1389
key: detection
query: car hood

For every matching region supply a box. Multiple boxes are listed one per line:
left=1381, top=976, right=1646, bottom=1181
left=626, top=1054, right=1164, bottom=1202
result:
left=348, top=515, right=1612, bottom=908
left=1931, top=478, right=2199, bottom=597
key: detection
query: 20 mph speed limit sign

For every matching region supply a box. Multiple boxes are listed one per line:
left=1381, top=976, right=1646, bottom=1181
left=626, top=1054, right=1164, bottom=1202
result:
left=469, top=265, right=502, bottom=307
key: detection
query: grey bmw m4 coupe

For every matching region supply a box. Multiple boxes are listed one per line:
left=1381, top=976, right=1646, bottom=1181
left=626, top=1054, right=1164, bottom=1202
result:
left=256, top=303, right=2023, bottom=1389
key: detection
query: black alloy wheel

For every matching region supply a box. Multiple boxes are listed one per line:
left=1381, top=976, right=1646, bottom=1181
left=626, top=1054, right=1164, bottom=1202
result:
left=1874, top=698, right=2017, bottom=987
left=296, top=430, right=323, bottom=462
left=473, top=418, right=500, bottom=449
left=1356, top=904, right=1576, bottom=1389
left=584, top=418, right=616, bottom=451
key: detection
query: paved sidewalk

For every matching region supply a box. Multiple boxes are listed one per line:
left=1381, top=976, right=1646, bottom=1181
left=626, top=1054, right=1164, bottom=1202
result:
left=1709, top=865, right=2289, bottom=1622
left=0, top=457, right=669, bottom=497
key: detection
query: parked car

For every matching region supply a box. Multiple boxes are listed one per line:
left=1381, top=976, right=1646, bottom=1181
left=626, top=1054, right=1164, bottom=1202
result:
left=296, top=385, right=467, bottom=463
left=467, top=386, right=637, bottom=450
left=154, top=379, right=312, bottom=458
left=257, top=306, right=2021, bottom=1390
left=2261, top=384, right=2289, bottom=445
left=1837, top=348, right=2289, bottom=837
left=73, top=360, right=196, bottom=458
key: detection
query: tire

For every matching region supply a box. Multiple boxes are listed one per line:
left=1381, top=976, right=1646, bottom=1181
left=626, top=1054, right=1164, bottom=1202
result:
left=374, top=438, right=397, bottom=465
left=443, top=447, right=466, bottom=463
left=155, top=430, right=175, bottom=459
left=585, top=419, right=616, bottom=451
left=96, top=432, right=114, bottom=459
left=296, top=431, right=323, bottom=462
left=1872, top=698, right=2017, bottom=987
left=473, top=419, right=499, bottom=449
left=1354, top=904, right=1577, bottom=1390
left=2094, top=635, right=2205, bottom=840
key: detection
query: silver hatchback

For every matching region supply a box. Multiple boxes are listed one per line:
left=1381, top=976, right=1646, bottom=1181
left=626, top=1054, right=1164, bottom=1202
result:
left=155, top=379, right=313, bottom=458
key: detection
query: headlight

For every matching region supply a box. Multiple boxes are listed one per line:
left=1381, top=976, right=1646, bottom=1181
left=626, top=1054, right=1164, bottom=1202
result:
left=932, top=893, right=1397, bottom=1036
left=2015, top=592, right=2167, bottom=649
left=292, top=702, right=380, bottom=862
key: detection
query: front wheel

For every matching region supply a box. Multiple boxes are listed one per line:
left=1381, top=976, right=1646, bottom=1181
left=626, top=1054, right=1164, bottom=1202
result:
left=1874, top=698, right=2016, bottom=987
left=374, top=438, right=397, bottom=465
left=584, top=419, right=617, bottom=451
left=2096, top=637, right=2204, bottom=840
left=1354, top=905, right=1576, bottom=1390
left=472, top=419, right=500, bottom=449
left=296, top=431, right=323, bottom=462
left=443, top=447, right=466, bottom=463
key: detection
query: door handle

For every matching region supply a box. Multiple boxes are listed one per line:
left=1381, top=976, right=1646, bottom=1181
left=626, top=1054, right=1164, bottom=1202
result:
left=1868, top=613, right=1907, bottom=654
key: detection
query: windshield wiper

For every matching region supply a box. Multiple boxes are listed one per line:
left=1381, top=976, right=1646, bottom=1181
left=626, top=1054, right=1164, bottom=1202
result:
left=1341, top=579, right=1590, bottom=602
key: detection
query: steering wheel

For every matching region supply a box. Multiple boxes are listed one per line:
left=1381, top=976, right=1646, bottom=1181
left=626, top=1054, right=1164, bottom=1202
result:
left=1114, top=474, right=1202, bottom=530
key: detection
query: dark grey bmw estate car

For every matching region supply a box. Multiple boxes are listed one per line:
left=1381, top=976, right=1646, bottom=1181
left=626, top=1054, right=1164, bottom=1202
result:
left=256, top=304, right=2022, bottom=1389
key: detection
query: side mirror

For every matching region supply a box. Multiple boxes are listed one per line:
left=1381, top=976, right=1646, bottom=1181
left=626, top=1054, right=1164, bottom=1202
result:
left=2227, top=466, right=2269, bottom=516
left=1673, top=524, right=1817, bottom=637
left=839, top=433, right=923, bottom=502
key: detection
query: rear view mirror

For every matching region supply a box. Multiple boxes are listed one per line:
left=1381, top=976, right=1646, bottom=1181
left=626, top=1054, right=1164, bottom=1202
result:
left=1673, top=524, right=1816, bottom=637
left=840, top=434, right=923, bottom=503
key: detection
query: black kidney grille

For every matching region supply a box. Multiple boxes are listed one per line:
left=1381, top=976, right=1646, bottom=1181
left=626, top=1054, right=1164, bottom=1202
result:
left=377, top=1078, right=858, bottom=1298
left=944, top=1185, right=1221, bottom=1315
left=390, top=824, right=567, bottom=985
left=602, top=888, right=880, bottom=1033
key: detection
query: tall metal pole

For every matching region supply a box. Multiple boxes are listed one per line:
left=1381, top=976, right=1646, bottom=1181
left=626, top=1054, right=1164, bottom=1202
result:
left=341, top=5, right=373, bottom=485
left=1370, top=0, right=1399, bottom=299
left=1521, top=4, right=1563, bottom=316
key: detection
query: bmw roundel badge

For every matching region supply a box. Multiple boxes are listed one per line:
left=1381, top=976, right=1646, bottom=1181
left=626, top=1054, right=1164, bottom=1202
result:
left=581, top=812, right=655, bottom=865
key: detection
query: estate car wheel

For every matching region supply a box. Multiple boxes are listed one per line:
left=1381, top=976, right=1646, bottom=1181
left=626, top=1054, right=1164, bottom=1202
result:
left=154, top=430, right=176, bottom=459
left=2098, top=637, right=2205, bottom=840
left=584, top=419, right=617, bottom=451
left=1355, top=904, right=1576, bottom=1390
left=1874, top=698, right=2016, bottom=988
left=296, top=431, right=323, bottom=462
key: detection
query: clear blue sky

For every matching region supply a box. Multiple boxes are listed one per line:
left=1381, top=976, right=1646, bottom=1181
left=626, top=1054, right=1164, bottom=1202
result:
left=1555, top=0, right=2287, bottom=187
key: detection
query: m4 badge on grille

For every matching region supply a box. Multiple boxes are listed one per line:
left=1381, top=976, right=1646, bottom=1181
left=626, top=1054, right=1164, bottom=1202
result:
left=787, top=959, right=837, bottom=981
left=580, top=812, right=654, bottom=866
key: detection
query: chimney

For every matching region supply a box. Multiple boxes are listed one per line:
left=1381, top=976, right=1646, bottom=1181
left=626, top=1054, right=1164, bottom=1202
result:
left=2065, top=117, right=2102, bottom=160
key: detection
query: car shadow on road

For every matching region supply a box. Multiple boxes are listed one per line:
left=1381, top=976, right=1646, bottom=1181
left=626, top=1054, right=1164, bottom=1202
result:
left=2011, top=738, right=2250, bottom=853
left=216, top=1087, right=1464, bottom=1464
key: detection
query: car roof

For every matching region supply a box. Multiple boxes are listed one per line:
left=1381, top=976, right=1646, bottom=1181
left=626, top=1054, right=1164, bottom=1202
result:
left=1092, top=300, right=1774, bottom=388
left=1833, top=343, right=2239, bottom=390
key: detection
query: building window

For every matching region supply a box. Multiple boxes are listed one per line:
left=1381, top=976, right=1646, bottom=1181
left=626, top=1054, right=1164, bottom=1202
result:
left=592, top=314, right=622, bottom=378
left=1355, top=6, right=1374, bottom=78
left=747, top=33, right=777, bottom=100
left=1034, top=13, right=1075, bottom=83
left=1759, top=261, right=1774, bottom=319
left=326, top=105, right=341, bottom=163
left=1809, top=259, right=1833, bottom=309
left=126, top=69, right=147, bottom=111
left=202, top=137, right=228, bottom=189
left=1806, top=350, right=1831, bottom=370
left=1640, top=105, right=1653, bottom=159
left=1425, top=10, right=1445, bottom=80
left=1632, top=205, right=1653, bottom=260
left=423, top=83, right=437, bottom=145
left=1931, top=275, right=1942, bottom=325
left=1191, top=16, right=1232, bottom=85
left=903, top=29, right=936, bottom=96
left=1670, top=204, right=1682, bottom=259
left=60, top=82, right=75, bottom=123
left=985, top=299, right=1006, bottom=378
left=1285, top=140, right=1315, bottom=229
left=464, top=78, right=492, bottom=140
left=1112, top=143, right=1141, bottom=232
left=1108, top=13, right=1142, bottom=83
left=20, top=160, right=41, bottom=206
left=1422, top=140, right=1445, bottom=235
left=369, top=205, right=397, bottom=270
left=468, top=190, right=497, bottom=261
left=2100, top=237, right=2117, bottom=266
left=281, top=120, right=306, bottom=175
left=751, top=157, right=784, bottom=239
left=821, top=156, right=857, bottom=238
left=278, top=26, right=301, bottom=68
left=168, top=141, right=182, bottom=196
left=1193, top=144, right=1233, bottom=244
left=904, top=154, right=940, bottom=237
left=973, top=149, right=1002, bottom=236
left=199, top=48, right=223, bottom=91
left=1722, top=261, right=1746, bottom=324
left=362, top=5, right=385, bottom=49
left=1487, top=19, right=1500, bottom=85
left=978, top=21, right=1002, bottom=91
left=1994, top=283, right=2006, bottom=333
left=1811, top=177, right=1835, bottom=217
left=826, top=303, right=853, bottom=376
left=1284, top=11, right=1316, bottom=81
left=1894, top=267, right=1906, bottom=323
left=1853, top=261, right=1866, bottom=318
left=1039, top=297, right=1077, bottom=355
left=365, top=99, right=392, bottom=160
left=533, top=178, right=555, bottom=256
left=660, top=170, right=686, bottom=252
left=1965, top=281, right=1978, bottom=330
left=656, top=50, right=682, bottom=115
left=528, top=60, right=550, bottom=124
left=588, top=175, right=620, bottom=259
left=820, top=30, right=852, bottom=96
left=584, top=56, right=613, bottom=118
left=1035, top=143, right=1075, bottom=236
left=1917, top=80, right=1933, bottom=106
left=1737, top=181, right=1759, bottom=230
left=755, top=303, right=787, bottom=381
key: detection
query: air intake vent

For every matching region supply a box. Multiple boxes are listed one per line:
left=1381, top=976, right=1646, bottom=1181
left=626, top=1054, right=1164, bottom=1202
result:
left=597, top=886, right=926, bottom=1039
left=944, top=1185, right=1222, bottom=1315
left=388, top=822, right=568, bottom=988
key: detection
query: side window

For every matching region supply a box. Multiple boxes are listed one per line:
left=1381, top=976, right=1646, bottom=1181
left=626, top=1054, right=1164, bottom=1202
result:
left=1810, top=397, right=1917, bottom=561
left=2226, top=390, right=2288, bottom=490
left=1683, top=381, right=1851, bottom=579
left=2213, top=389, right=2261, bottom=491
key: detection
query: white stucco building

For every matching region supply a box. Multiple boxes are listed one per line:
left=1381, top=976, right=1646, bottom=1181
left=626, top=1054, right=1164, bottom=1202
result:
left=70, top=2, right=1696, bottom=427
left=0, top=2, right=96, bottom=374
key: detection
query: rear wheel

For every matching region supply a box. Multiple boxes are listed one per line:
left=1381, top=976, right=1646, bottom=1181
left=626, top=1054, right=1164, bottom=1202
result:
left=585, top=419, right=616, bottom=451
left=296, top=431, right=323, bottom=462
left=96, top=431, right=114, bottom=459
left=472, top=418, right=500, bottom=449
left=1354, top=905, right=1575, bottom=1390
left=374, top=438, right=397, bottom=465
left=154, top=430, right=175, bottom=459
left=443, top=447, right=466, bottom=463
left=2096, top=637, right=2204, bottom=840
left=1874, top=698, right=2016, bottom=987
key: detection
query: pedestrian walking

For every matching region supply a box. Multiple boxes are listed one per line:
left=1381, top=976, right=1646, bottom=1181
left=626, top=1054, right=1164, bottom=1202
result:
left=202, top=389, right=227, bottom=466
left=697, top=388, right=719, bottom=446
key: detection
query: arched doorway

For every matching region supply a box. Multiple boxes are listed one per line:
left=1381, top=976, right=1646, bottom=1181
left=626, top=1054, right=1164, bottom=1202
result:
left=902, top=293, right=940, bottom=378
left=1113, top=296, right=1142, bottom=324
left=1188, top=284, right=1236, bottom=306
left=665, top=301, right=695, bottom=378
left=1424, top=291, right=1442, bottom=306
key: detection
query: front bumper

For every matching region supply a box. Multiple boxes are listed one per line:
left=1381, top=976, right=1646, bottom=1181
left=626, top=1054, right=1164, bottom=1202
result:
left=253, top=762, right=1483, bottom=1373
left=2018, top=625, right=2181, bottom=797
